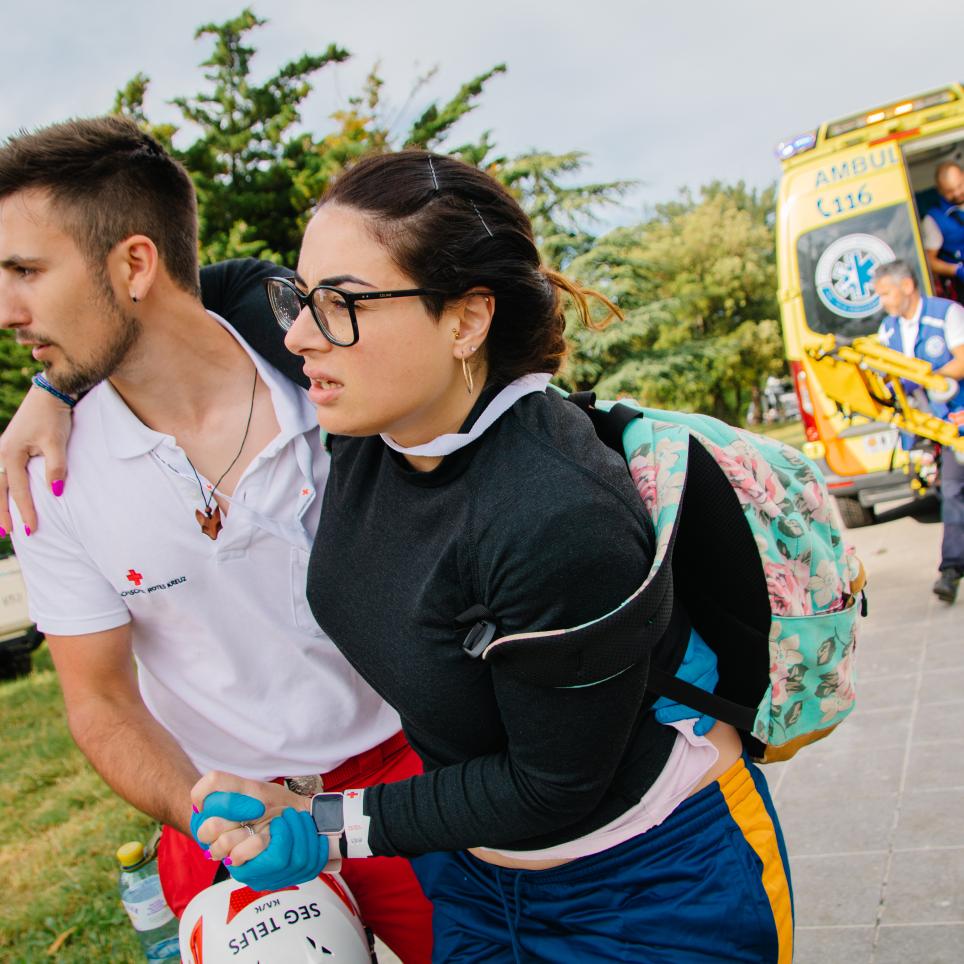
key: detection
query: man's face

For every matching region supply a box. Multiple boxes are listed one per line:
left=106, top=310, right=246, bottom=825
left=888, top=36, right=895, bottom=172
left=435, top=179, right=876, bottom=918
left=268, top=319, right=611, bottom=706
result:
left=874, top=274, right=918, bottom=319
left=938, top=165, right=964, bottom=206
left=0, top=189, right=139, bottom=395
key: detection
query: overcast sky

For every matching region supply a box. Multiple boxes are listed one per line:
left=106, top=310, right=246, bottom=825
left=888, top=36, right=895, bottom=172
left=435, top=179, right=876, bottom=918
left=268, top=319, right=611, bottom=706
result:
left=5, top=0, right=962, bottom=226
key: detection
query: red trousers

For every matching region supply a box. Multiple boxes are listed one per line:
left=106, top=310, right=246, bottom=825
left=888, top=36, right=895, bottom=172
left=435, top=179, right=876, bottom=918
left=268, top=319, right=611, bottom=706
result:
left=158, top=734, right=433, bottom=963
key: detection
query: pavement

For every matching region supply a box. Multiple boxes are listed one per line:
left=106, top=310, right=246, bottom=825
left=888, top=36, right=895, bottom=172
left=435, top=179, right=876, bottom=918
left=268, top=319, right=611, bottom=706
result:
left=772, top=505, right=964, bottom=963
left=377, top=505, right=962, bottom=963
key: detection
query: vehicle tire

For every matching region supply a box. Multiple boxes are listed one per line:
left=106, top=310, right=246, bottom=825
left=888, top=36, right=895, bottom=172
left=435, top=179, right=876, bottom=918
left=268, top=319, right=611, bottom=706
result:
left=0, top=627, right=42, bottom=681
left=835, top=495, right=875, bottom=529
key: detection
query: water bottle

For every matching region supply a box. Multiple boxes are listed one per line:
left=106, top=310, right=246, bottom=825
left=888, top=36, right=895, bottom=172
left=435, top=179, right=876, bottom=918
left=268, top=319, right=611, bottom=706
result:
left=117, top=840, right=180, bottom=961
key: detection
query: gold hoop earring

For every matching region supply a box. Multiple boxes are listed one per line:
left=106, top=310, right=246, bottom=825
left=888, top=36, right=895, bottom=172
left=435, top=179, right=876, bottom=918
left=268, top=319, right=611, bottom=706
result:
left=461, top=354, right=474, bottom=395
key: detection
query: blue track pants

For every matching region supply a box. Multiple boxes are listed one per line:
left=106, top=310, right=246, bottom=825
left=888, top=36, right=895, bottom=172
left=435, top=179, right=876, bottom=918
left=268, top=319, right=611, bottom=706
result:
left=411, top=756, right=793, bottom=963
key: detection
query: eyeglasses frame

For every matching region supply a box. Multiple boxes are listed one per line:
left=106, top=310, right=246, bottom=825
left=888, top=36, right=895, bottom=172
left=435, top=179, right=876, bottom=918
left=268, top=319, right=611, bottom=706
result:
left=262, top=276, right=446, bottom=347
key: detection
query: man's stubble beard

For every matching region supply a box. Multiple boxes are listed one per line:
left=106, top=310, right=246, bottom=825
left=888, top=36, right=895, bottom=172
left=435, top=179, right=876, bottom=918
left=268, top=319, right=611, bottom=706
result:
left=45, top=276, right=142, bottom=396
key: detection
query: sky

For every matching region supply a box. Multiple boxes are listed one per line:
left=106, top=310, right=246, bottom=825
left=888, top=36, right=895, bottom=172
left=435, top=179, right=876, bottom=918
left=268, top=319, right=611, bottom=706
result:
left=4, top=0, right=963, bottom=227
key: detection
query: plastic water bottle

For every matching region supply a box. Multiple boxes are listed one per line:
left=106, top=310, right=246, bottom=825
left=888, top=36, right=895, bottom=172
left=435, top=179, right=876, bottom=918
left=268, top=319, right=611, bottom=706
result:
left=117, top=841, right=180, bottom=961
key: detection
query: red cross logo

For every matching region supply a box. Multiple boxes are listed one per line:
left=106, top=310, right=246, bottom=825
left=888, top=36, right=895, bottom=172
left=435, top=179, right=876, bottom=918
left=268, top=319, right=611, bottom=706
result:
left=302, top=488, right=310, bottom=496
left=126, top=569, right=143, bottom=586
left=345, top=790, right=360, bottom=799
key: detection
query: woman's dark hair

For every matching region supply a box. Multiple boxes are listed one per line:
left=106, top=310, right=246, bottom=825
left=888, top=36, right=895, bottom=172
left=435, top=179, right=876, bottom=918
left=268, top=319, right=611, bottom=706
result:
left=321, top=150, right=620, bottom=385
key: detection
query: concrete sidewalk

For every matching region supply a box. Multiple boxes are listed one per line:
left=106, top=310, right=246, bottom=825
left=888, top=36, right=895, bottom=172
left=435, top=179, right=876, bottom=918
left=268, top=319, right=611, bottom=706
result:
left=773, top=511, right=963, bottom=963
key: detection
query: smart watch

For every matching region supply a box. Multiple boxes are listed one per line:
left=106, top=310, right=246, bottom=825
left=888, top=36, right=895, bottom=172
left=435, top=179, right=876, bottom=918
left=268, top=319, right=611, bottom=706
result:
left=309, top=792, right=345, bottom=834
left=309, top=792, right=349, bottom=858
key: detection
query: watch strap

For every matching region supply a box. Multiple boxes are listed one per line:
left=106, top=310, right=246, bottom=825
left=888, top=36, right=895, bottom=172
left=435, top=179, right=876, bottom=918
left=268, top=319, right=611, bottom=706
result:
left=342, top=788, right=373, bottom=858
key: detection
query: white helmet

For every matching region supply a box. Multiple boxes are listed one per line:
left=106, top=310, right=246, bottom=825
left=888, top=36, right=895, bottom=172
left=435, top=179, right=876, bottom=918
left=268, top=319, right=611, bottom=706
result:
left=179, top=875, right=373, bottom=963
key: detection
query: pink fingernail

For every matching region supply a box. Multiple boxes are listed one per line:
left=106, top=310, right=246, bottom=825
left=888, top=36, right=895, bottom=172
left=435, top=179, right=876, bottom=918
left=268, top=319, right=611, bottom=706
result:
left=204, top=850, right=213, bottom=860
left=0, top=528, right=6, bottom=539
left=24, top=526, right=31, bottom=537
left=223, top=857, right=233, bottom=867
left=192, top=805, right=199, bottom=814
left=51, top=480, right=64, bottom=497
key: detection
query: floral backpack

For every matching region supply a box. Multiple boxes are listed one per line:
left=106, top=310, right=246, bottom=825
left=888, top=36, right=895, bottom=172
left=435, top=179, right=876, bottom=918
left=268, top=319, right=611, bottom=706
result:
left=469, top=390, right=867, bottom=764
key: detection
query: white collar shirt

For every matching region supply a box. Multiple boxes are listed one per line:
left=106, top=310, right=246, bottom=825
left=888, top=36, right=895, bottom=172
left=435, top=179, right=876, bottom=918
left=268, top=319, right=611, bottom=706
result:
left=11, top=314, right=399, bottom=779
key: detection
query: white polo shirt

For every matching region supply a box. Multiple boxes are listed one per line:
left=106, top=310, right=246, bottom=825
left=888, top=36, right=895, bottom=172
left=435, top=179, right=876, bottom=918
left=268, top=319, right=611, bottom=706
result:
left=11, top=315, right=400, bottom=780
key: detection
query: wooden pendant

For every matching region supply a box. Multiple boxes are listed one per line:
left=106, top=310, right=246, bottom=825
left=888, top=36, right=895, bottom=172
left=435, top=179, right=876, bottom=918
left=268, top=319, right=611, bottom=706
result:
left=195, top=505, right=223, bottom=540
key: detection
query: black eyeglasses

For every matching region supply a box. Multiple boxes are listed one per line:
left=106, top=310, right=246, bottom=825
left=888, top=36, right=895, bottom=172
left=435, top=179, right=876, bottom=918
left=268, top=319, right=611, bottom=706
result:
left=263, top=276, right=444, bottom=347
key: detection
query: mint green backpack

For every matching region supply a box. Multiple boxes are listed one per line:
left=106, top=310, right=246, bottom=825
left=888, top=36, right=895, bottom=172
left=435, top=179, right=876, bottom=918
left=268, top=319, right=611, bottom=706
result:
left=472, top=392, right=866, bottom=763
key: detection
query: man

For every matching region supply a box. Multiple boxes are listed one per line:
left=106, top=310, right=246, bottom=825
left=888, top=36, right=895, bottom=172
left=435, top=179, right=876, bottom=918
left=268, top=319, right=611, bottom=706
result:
left=921, top=161, right=964, bottom=299
left=874, top=260, right=964, bottom=603
left=0, top=117, right=431, bottom=961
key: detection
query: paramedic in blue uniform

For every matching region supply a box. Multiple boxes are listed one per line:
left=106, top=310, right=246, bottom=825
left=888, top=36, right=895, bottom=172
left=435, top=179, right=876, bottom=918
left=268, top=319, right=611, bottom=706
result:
left=921, top=161, right=964, bottom=300
left=874, top=260, right=964, bottom=603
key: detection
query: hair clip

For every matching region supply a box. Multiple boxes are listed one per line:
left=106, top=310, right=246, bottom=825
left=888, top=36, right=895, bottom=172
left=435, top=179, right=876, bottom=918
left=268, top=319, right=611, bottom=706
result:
left=428, top=156, right=440, bottom=192
left=472, top=202, right=494, bottom=237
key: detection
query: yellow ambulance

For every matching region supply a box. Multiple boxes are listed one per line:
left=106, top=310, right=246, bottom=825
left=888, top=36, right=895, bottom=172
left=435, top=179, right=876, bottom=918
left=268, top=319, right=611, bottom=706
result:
left=775, top=85, right=964, bottom=526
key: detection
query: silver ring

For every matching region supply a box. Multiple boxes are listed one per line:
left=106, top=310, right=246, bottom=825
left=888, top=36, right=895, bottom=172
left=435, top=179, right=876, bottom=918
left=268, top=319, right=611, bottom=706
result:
left=241, top=822, right=256, bottom=837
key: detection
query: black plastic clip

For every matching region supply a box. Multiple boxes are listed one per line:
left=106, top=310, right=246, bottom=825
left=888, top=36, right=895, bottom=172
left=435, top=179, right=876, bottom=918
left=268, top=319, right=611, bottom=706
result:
left=456, top=605, right=499, bottom=659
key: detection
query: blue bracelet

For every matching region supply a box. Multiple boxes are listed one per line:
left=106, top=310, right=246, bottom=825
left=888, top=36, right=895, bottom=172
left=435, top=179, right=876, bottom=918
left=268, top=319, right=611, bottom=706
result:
left=32, top=373, right=78, bottom=408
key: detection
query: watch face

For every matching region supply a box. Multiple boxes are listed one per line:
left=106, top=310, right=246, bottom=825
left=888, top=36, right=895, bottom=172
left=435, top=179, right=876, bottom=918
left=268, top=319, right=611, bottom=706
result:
left=310, top=793, right=344, bottom=835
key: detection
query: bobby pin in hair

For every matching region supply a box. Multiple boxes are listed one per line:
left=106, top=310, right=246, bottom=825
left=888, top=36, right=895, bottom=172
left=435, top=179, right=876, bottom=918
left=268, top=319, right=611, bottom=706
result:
left=428, top=156, right=440, bottom=191
left=472, top=202, right=494, bottom=237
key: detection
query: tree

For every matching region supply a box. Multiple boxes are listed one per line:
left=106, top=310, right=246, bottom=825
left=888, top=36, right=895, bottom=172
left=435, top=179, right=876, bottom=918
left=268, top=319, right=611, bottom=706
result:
left=112, top=8, right=629, bottom=270
left=559, top=182, right=784, bottom=423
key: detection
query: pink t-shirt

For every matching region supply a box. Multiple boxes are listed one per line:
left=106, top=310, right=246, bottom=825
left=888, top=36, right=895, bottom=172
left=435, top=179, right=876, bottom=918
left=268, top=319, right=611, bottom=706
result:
left=477, top=719, right=719, bottom=862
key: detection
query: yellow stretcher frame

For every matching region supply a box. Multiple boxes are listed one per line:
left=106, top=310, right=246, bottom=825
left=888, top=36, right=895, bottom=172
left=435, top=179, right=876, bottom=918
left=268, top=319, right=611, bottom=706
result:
left=804, top=335, right=964, bottom=454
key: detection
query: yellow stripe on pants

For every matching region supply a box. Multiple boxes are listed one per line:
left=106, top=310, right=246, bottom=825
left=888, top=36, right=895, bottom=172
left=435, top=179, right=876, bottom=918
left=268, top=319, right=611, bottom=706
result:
left=719, top=759, right=794, bottom=964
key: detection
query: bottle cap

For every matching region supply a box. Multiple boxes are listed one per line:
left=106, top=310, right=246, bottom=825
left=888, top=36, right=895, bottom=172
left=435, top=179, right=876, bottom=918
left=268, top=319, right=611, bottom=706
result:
left=116, top=841, right=145, bottom=868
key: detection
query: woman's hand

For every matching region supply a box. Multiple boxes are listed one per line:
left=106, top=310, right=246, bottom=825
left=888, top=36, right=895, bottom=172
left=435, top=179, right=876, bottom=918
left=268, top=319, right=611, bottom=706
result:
left=0, top=384, right=73, bottom=535
left=190, top=771, right=332, bottom=890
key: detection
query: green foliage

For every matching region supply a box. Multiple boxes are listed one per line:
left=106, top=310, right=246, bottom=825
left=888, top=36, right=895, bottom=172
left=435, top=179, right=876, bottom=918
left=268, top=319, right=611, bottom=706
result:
left=559, top=182, right=784, bottom=423
left=110, top=9, right=625, bottom=271
left=0, top=333, right=34, bottom=433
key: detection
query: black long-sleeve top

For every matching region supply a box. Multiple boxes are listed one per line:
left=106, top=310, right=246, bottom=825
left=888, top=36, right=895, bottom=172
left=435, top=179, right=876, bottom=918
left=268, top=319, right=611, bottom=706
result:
left=201, top=259, right=678, bottom=857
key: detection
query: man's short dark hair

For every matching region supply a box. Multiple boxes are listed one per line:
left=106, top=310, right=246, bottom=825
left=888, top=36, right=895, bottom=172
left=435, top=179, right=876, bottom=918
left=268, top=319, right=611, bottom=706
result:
left=0, top=116, right=200, bottom=295
left=873, top=259, right=919, bottom=290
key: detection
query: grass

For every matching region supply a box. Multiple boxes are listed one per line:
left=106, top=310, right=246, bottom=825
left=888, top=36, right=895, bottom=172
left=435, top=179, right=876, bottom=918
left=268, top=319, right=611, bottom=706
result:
left=0, top=645, right=157, bottom=962
left=751, top=418, right=806, bottom=450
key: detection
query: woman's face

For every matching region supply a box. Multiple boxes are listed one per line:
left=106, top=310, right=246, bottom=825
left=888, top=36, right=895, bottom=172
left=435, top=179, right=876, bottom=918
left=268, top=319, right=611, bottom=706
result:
left=285, top=203, right=486, bottom=444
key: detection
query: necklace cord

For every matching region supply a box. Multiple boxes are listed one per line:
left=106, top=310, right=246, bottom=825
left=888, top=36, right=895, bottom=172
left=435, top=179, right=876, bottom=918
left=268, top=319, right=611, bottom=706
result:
left=185, top=366, right=259, bottom=516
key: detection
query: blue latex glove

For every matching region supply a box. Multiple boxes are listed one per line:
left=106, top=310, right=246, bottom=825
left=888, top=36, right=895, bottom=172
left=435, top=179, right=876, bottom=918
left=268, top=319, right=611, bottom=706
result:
left=227, top=807, right=329, bottom=892
left=955, top=262, right=964, bottom=281
left=653, top=629, right=719, bottom=736
left=190, top=791, right=266, bottom=852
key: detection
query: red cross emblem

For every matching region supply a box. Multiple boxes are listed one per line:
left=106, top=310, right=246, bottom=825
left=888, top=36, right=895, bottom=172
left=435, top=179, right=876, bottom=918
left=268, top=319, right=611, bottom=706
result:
left=126, top=569, right=144, bottom=586
left=345, top=790, right=360, bottom=799
left=302, top=488, right=310, bottom=496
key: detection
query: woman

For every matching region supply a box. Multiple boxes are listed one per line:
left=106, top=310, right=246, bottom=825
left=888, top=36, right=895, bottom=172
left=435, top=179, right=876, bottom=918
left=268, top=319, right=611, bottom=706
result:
left=192, top=151, right=793, bottom=963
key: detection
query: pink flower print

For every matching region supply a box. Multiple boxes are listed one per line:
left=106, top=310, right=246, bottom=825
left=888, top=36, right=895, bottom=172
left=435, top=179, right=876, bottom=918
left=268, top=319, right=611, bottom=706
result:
left=820, top=690, right=855, bottom=723
left=835, top=649, right=856, bottom=703
left=768, top=627, right=804, bottom=708
left=708, top=441, right=787, bottom=521
left=808, top=558, right=843, bottom=611
left=630, top=459, right=659, bottom=515
left=799, top=480, right=833, bottom=524
left=763, top=557, right=813, bottom=615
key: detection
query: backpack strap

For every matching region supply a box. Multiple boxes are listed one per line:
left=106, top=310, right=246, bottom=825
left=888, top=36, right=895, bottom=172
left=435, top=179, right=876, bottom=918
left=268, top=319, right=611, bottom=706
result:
left=569, top=395, right=771, bottom=734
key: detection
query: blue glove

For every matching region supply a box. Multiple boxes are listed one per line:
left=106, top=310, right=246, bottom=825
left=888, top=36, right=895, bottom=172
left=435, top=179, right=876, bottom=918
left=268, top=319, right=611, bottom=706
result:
left=227, top=807, right=329, bottom=892
left=190, top=791, right=266, bottom=852
left=653, top=629, right=719, bottom=736
left=955, top=262, right=964, bottom=281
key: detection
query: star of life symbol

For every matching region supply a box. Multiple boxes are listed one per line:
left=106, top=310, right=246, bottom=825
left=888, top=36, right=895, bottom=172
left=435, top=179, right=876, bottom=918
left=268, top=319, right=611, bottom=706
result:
left=815, top=233, right=896, bottom=319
